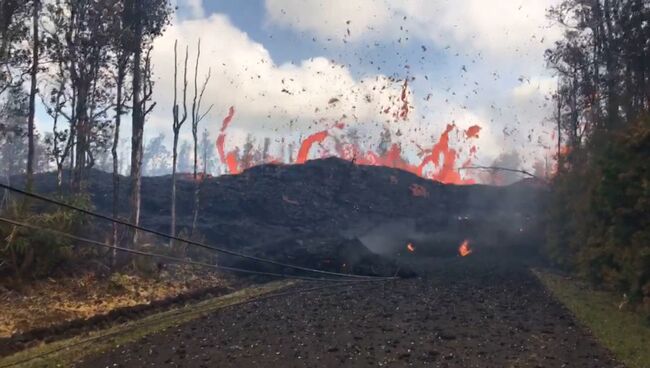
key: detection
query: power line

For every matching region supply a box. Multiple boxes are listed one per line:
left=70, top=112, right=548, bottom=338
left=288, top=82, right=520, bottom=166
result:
left=0, top=182, right=384, bottom=280
left=0, top=217, right=392, bottom=283
left=0, top=280, right=391, bottom=368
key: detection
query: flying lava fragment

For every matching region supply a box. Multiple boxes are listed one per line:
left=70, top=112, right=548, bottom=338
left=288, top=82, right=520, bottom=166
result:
left=458, top=240, right=473, bottom=257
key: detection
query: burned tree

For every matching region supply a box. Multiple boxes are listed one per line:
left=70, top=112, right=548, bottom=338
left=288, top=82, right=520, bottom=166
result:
left=170, top=40, right=189, bottom=248
left=189, top=39, right=212, bottom=235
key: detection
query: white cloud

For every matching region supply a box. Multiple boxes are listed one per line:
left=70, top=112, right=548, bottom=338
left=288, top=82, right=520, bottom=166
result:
left=148, top=13, right=490, bottom=174
left=150, top=14, right=407, bottom=129
left=265, top=0, right=562, bottom=62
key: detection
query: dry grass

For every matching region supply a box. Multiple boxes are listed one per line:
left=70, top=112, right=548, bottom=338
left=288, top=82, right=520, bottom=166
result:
left=534, top=269, right=650, bottom=368
left=0, top=280, right=293, bottom=368
left=0, top=265, right=226, bottom=338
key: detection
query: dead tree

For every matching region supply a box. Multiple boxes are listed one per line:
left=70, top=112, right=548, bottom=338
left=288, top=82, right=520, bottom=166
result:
left=189, top=39, right=212, bottom=235
left=170, top=40, right=188, bottom=249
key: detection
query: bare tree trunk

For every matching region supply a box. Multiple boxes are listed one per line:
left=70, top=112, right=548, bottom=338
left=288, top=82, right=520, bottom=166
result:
left=189, top=40, right=212, bottom=236
left=111, top=59, right=126, bottom=267
left=73, top=83, right=89, bottom=188
left=190, top=41, right=201, bottom=236
left=192, top=129, right=209, bottom=234
left=26, top=0, right=39, bottom=191
left=556, top=79, right=562, bottom=169
left=129, top=4, right=144, bottom=249
left=170, top=41, right=188, bottom=249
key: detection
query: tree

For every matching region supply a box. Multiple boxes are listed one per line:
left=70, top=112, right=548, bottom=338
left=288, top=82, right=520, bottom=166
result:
left=0, top=0, right=29, bottom=95
left=125, top=0, right=171, bottom=248
left=545, top=0, right=650, bottom=302
left=110, top=1, right=134, bottom=266
left=170, top=40, right=189, bottom=248
left=40, top=65, right=73, bottom=190
left=178, top=140, right=191, bottom=172
left=25, top=0, right=39, bottom=191
left=0, top=85, right=29, bottom=180
left=191, top=128, right=213, bottom=233
left=43, top=0, right=121, bottom=189
left=189, top=39, right=212, bottom=236
left=142, top=133, right=170, bottom=176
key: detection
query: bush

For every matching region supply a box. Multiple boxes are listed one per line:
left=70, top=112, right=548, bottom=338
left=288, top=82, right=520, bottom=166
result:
left=546, top=116, right=650, bottom=305
left=0, top=194, right=91, bottom=280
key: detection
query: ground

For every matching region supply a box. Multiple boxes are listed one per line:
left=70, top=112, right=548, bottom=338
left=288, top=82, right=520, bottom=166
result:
left=0, top=265, right=229, bottom=348
left=76, top=257, right=621, bottom=368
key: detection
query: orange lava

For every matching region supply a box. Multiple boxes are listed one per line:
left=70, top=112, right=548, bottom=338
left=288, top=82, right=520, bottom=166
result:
left=296, top=130, right=330, bottom=164
left=458, top=239, right=473, bottom=257
left=216, top=106, right=240, bottom=174
left=215, top=106, right=480, bottom=185
left=418, top=124, right=475, bottom=184
left=465, top=125, right=481, bottom=139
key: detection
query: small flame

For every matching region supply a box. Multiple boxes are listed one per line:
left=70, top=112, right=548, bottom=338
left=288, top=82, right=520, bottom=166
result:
left=458, top=240, right=472, bottom=257
left=407, top=243, right=415, bottom=252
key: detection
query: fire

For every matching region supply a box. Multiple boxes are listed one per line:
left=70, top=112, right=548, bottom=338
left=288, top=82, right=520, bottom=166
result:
left=216, top=106, right=240, bottom=174
left=216, top=106, right=481, bottom=185
left=406, top=243, right=415, bottom=252
left=458, top=240, right=472, bottom=257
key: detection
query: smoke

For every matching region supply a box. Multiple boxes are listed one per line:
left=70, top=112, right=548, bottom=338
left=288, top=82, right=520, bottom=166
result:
left=479, top=151, right=524, bottom=185
left=344, top=218, right=462, bottom=256
left=351, top=218, right=420, bottom=254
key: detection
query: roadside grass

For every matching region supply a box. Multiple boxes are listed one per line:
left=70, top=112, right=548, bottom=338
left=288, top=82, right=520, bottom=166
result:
left=0, top=280, right=294, bottom=368
left=533, top=269, right=650, bottom=368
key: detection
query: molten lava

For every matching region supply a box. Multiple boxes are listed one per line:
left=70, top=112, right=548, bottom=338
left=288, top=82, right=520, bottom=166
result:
left=216, top=106, right=241, bottom=174
left=458, top=240, right=473, bottom=257
left=215, top=106, right=481, bottom=185
left=406, top=243, right=415, bottom=252
left=465, top=125, right=482, bottom=139
left=296, top=130, right=330, bottom=164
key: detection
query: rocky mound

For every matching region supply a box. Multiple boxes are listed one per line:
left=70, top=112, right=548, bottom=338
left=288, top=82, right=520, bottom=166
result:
left=24, top=158, right=547, bottom=277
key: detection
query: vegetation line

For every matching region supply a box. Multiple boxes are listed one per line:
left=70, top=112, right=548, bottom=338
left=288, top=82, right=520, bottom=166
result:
left=533, top=269, right=650, bottom=368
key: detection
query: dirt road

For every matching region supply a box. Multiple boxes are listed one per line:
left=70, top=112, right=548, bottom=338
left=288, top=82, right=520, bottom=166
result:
left=77, top=258, right=619, bottom=367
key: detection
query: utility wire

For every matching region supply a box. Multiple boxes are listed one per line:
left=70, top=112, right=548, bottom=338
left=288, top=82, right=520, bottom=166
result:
left=0, top=182, right=383, bottom=280
left=0, top=280, right=392, bottom=368
left=0, top=217, right=393, bottom=283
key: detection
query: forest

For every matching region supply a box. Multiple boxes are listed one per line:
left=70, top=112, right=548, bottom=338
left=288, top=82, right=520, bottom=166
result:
left=544, top=0, right=649, bottom=304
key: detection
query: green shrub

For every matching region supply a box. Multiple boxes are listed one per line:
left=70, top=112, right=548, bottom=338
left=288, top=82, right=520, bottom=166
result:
left=0, top=194, right=91, bottom=279
left=546, top=116, right=650, bottom=305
